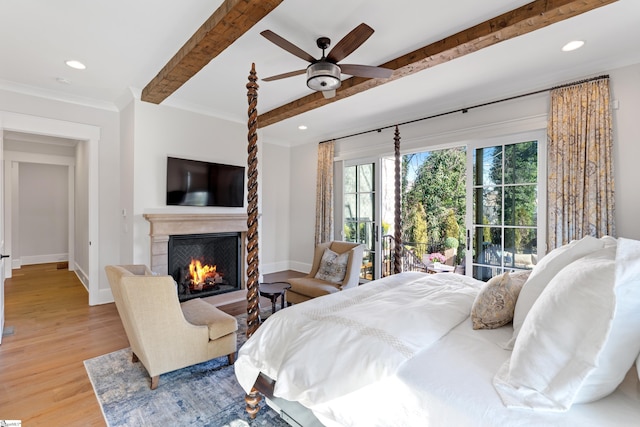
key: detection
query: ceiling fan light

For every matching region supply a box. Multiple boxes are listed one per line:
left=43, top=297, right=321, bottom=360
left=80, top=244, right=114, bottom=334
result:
left=307, top=62, right=341, bottom=91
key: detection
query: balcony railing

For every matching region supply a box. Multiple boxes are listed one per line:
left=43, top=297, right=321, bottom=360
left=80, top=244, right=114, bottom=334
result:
left=381, top=235, right=449, bottom=277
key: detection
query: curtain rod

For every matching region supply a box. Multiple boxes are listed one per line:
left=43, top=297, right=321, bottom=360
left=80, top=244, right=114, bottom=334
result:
left=319, top=74, right=609, bottom=144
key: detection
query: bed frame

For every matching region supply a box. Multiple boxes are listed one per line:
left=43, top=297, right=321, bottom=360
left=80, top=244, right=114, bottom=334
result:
left=241, top=64, right=406, bottom=425
left=246, top=373, right=323, bottom=427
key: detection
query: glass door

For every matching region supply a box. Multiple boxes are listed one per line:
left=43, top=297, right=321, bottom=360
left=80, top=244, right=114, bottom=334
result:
left=466, top=131, right=545, bottom=281
left=343, top=161, right=380, bottom=281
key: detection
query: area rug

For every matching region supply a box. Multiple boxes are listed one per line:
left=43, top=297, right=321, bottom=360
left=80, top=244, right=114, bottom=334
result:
left=84, top=312, right=289, bottom=427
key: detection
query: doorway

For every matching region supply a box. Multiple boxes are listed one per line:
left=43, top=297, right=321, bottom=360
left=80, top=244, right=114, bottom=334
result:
left=5, top=140, right=75, bottom=272
left=0, top=111, right=100, bottom=304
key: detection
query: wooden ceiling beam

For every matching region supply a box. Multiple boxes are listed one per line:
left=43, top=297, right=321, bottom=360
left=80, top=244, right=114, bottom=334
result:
left=142, top=0, right=283, bottom=104
left=258, top=0, right=617, bottom=128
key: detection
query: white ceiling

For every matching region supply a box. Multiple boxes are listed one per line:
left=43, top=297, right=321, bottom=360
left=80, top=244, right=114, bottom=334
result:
left=1, top=0, right=639, bottom=147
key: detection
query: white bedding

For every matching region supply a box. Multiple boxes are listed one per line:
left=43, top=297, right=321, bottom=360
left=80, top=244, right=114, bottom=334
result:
left=235, top=270, right=640, bottom=426
left=235, top=271, right=481, bottom=407
left=312, top=318, right=640, bottom=427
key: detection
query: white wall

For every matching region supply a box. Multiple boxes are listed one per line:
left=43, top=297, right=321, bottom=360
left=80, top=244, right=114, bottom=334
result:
left=261, top=142, right=291, bottom=273
left=130, top=100, right=251, bottom=266
left=74, top=139, right=90, bottom=282
left=119, top=101, right=135, bottom=264
left=610, top=64, right=640, bottom=240
left=288, top=142, right=318, bottom=272
left=17, top=163, right=68, bottom=263
left=288, top=62, right=640, bottom=270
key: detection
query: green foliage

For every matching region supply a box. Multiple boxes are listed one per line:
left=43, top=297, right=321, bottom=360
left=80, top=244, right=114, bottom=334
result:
left=381, top=220, right=391, bottom=236
left=405, top=202, right=428, bottom=257
left=443, top=209, right=459, bottom=239
left=402, top=148, right=466, bottom=249
left=445, top=236, right=459, bottom=249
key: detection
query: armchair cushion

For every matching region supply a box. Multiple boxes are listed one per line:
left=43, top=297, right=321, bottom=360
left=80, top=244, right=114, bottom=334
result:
left=315, top=248, right=350, bottom=284
left=105, top=264, right=237, bottom=389
left=287, top=241, right=365, bottom=305
left=289, top=277, right=342, bottom=299
left=181, top=298, right=237, bottom=340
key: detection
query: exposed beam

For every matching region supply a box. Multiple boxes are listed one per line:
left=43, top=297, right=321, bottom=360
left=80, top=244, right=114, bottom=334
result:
left=258, top=0, right=617, bottom=127
left=142, top=0, right=283, bottom=104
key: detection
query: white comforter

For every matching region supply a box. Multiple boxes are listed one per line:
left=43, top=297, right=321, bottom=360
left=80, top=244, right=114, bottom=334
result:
left=234, top=271, right=481, bottom=407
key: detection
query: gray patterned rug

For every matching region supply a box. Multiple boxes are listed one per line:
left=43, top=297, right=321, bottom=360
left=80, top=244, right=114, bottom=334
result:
left=84, top=313, right=289, bottom=427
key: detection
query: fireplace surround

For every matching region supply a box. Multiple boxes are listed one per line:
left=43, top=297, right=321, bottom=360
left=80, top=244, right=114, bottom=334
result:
left=144, top=213, right=248, bottom=305
left=168, top=232, right=241, bottom=301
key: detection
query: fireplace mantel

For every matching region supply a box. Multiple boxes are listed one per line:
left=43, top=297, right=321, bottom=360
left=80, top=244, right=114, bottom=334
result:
left=143, top=212, right=248, bottom=306
left=144, top=213, right=248, bottom=236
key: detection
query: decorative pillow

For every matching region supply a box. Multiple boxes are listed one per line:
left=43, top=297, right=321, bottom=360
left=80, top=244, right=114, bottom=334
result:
left=494, top=240, right=640, bottom=411
left=471, top=272, right=512, bottom=330
left=509, top=269, right=532, bottom=293
left=508, top=235, right=604, bottom=349
left=471, top=270, right=531, bottom=330
left=314, top=248, right=350, bottom=284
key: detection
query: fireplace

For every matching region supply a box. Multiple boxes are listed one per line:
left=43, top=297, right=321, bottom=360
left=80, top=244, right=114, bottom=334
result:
left=143, top=213, right=248, bottom=306
left=169, top=232, right=241, bottom=301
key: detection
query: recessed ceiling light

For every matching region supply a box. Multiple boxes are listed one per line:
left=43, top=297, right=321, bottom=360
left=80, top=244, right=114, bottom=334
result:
left=65, top=59, right=86, bottom=70
left=562, top=40, right=585, bottom=52
left=298, top=125, right=308, bottom=130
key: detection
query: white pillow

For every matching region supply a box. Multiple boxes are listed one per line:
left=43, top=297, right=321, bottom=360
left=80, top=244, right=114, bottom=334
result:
left=494, top=246, right=616, bottom=410
left=314, top=248, right=349, bottom=284
left=508, top=235, right=604, bottom=349
left=494, top=238, right=640, bottom=411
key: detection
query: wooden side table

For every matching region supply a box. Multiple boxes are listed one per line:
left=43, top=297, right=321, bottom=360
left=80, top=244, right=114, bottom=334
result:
left=259, top=282, right=291, bottom=314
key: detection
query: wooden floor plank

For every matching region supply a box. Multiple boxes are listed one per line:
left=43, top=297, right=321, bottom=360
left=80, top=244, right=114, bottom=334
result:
left=0, top=263, right=304, bottom=425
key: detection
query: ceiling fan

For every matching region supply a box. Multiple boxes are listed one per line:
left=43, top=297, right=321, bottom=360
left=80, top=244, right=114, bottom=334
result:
left=260, top=23, right=393, bottom=99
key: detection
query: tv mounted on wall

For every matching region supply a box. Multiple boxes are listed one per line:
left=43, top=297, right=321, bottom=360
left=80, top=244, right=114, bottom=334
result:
left=166, top=156, right=245, bottom=207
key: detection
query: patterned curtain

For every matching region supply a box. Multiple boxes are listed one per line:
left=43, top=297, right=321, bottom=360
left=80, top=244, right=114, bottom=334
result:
left=315, top=140, right=335, bottom=245
left=547, top=77, right=615, bottom=250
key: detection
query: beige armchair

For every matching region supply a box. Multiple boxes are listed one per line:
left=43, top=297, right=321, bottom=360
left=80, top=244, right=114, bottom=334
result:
left=287, top=241, right=365, bottom=304
left=105, top=265, right=237, bottom=389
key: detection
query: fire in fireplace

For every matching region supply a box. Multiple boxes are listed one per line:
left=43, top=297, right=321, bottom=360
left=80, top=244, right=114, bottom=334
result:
left=168, top=232, right=241, bottom=301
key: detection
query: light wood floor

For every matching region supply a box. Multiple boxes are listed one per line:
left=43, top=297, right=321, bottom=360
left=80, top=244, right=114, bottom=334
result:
left=0, top=263, right=304, bottom=426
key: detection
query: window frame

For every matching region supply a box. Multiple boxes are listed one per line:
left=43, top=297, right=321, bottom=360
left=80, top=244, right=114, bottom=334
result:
left=465, top=130, right=547, bottom=279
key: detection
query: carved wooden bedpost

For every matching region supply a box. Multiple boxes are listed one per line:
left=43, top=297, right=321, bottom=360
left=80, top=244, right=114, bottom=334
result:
left=245, top=63, right=261, bottom=336
left=393, top=125, right=402, bottom=274
left=245, top=63, right=262, bottom=419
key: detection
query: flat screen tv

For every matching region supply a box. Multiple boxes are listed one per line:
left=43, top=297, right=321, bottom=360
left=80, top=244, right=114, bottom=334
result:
left=166, top=157, right=245, bottom=207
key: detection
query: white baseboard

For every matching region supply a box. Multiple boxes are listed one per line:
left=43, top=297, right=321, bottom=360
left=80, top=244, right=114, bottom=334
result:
left=261, top=261, right=310, bottom=275
left=261, top=261, right=291, bottom=275
left=17, top=253, right=69, bottom=266
left=288, top=261, right=311, bottom=275
left=74, top=262, right=89, bottom=289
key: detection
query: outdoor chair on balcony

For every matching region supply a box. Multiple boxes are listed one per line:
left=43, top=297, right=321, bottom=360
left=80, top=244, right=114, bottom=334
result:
left=286, top=241, right=365, bottom=305
left=105, top=265, right=237, bottom=389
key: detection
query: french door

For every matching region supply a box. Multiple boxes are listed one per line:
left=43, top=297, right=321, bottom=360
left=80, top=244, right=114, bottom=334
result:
left=466, top=131, right=546, bottom=281
left=342, top=160, right=381, bottom=281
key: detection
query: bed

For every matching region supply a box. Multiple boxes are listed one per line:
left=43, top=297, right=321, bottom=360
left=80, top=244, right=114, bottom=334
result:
left=235, top=236, right=640, bottom=426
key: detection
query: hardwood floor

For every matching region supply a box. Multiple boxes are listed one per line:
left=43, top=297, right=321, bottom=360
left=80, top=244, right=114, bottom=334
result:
left=0, top=263, right=305, bottom=426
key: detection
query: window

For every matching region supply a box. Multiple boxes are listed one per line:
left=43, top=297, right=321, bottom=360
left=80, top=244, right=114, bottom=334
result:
left=343, top=162, right=377, bottom=280
left=468, top=132, right=545, bottom=281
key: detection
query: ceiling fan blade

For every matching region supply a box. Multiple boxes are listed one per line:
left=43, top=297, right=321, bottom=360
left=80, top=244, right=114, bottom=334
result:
left=339, top=64, right=393, bottom=79
left=260, top=30, right=316, bottom=63
left=262, top=69, right=307, bottom=82
left=326, top=23, right=374, bottom=63
left=322, top=89, right=336, bottom=99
